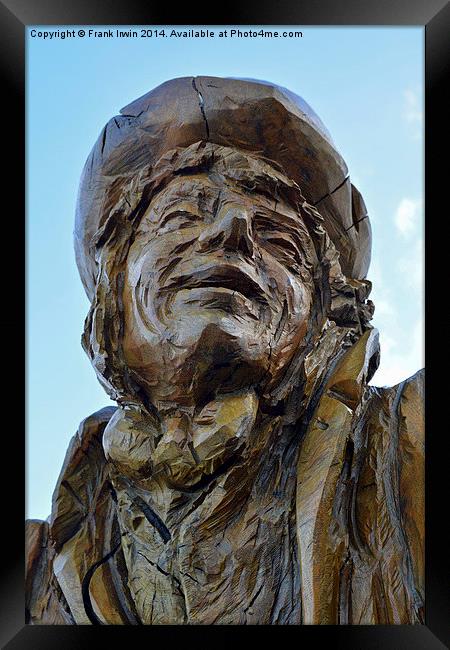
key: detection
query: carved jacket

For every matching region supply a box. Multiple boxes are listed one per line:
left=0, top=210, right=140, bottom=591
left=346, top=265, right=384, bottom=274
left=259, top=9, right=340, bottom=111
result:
left=26, top=330, right=424, bottom=625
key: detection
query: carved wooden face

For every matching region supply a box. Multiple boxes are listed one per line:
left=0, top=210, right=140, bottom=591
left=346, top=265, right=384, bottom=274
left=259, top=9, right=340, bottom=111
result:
left=122, top=166, right=316, bottom=407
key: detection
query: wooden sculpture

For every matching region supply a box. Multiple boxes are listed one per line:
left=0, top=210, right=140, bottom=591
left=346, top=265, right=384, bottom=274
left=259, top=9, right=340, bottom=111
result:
left=26, top=77, right=424, bottom=625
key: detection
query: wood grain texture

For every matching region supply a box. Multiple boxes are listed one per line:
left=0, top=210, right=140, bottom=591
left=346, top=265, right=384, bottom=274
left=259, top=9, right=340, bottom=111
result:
left=26, top=77, right=423, bottom=625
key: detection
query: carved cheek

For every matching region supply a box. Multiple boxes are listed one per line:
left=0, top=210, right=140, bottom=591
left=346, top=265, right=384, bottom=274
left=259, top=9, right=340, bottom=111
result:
left=259, top=248, right=311, bottom=315
left=289, top=277, right=312, bottom=319
left=123, top=232, right=179, bottom=344
left=266, top=274, right=312, bottom=373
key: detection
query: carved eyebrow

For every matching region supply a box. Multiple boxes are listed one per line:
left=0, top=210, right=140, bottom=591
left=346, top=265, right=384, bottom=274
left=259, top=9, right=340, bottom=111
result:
left=158, top=209, right=202, bottom=229
left=254, top=210, right=315, bottom=261
left=151, top=193, right=203, bottom=217
left=154, top=183, right=219, bottom=210
left=146, top=173, right=302, bottom=228
left=254, top=206, right=309, bottom=233
left=224, top=170, right=303, bottom=204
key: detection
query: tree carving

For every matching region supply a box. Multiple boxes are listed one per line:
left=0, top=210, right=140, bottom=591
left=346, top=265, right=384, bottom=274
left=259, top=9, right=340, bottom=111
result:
left=26, top=77, right=424, bottom=625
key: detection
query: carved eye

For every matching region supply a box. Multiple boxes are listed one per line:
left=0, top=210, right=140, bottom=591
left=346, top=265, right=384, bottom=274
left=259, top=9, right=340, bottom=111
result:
left=159, top=210, right=202, bottom=232
left=264, top=235, right=301, bottom=259
left=256, top=226, right=302, bottom=265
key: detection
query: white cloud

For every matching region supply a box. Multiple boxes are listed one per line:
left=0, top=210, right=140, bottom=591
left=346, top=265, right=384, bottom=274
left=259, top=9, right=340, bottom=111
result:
left=368, top=256, right=383, bottom=288
left=369, top=257, right=398, bottom=324
left=379, top=333, right=397, bottom=356
left=370, top=318, right=424, bottom=388
left=397, top=238, right=424, bottom=292
left=404, top=88, right=422, bottom=124
left=368, top=255, right=423, bottom=388
left=375, top=298, right=395, bottom=317
left=403, top=88, right=423, bottom=139
left=394, top=198, right=421, bottom=237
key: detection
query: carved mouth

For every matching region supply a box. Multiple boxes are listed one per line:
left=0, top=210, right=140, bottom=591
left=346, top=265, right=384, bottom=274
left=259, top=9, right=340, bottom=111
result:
left=161, top=263, right=268, bottom=304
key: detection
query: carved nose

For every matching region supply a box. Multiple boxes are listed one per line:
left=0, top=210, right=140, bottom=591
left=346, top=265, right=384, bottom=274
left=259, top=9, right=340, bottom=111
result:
left=197, top=205, right=254, bottom=257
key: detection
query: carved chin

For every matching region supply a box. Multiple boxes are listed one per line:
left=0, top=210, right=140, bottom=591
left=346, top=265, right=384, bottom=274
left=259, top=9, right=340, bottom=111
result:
left=157, top=394, right=257, bottom=487
left=103, top=391, right=259, bottom=488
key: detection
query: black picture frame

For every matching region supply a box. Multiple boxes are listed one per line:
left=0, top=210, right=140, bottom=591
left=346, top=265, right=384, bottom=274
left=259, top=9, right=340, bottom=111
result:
left=3, top=0, right=449, bottom=647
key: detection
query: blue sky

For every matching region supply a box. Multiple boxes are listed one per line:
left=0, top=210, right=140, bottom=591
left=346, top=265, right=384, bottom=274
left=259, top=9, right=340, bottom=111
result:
left=26, top=26, right=424, bottom=520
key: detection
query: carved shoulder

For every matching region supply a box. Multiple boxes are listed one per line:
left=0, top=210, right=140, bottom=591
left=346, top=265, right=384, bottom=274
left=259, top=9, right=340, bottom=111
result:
left=378, top=368, right=425, bottom=602
left=352, top=368, right=425, bottom=623
left=49, top=405, right=117, bottom=551
left=25, top=406, right=119, bottom=624
left=295, top=334, right=425, bottom=624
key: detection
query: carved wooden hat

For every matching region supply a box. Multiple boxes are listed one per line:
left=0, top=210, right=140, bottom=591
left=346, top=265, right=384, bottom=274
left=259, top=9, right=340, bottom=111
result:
left=75, top=76, right=371, bottom=301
